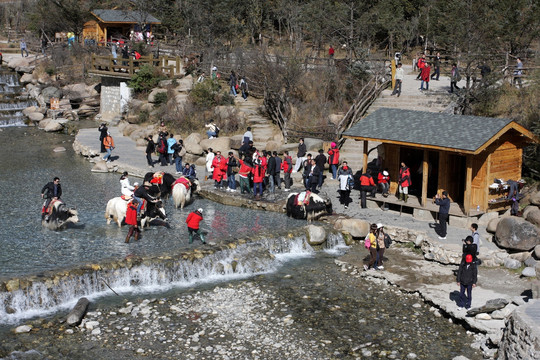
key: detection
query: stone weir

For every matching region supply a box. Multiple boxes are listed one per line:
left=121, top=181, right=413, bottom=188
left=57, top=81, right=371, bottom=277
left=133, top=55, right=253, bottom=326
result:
left=0, top=225, right=345, bottom=325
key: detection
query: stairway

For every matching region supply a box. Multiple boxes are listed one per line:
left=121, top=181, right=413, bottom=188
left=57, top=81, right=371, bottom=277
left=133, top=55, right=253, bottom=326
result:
left=234, top=96, right=280, bottom=150
left=339, top=64, right=456, bottom=173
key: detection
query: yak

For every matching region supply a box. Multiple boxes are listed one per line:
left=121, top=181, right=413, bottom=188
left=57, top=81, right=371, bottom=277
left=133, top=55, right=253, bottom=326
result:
left=171, top=177, right=200, bottom=209
left=42, top=200, right=79, bottom=230
left=105, top=198, right=167, bottom=228
left=285, top=191, right=333, bottom=221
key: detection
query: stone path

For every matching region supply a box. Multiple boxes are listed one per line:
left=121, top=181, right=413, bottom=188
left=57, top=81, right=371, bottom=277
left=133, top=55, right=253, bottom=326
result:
left=234, top=95, right=280, bottom=150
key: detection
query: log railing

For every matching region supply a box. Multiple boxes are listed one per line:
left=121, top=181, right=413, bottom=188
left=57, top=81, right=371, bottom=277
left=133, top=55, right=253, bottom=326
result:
left=89, top=54, right=182, bottom=77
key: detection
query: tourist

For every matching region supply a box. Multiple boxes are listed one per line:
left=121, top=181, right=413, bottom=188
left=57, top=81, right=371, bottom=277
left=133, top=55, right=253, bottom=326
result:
left=281, top=151, right=293, bottom=192
left=167, top=134, right=177, bottom=166
left=239, top=76, right=248, bottom=101
left=186, top=208, right=206, bottom=244
left=431, top=53, right=441, bottom=81
left=308, top=159, right=322, bottom=193
left=327, top=142, right=340, bottom=180
left=133, top=181, right=157, bottom=215
left=41, top=177, right=62, bottom=220
left=364, top=224, right=378, bottom=271
left=171, top=139, right=186, bottom=174
left=252, top=159, right=265, bottom=199
left=239, top=140, right=254, bottom=159
left=124, top=200, right=140, bottom=243
left=144, top=135, right=155, bottom=168
left=457, top=254, right=477, bottom=310
left=450, top=63, right=461, bottom=93
left=302, top=154, right=313, bottom=189
left=226, top=152, right=238, bottom=192
left=120, top=171, right=135, bottom=196
left=111, top=41, right=118, bottom=65
left=211, top=66, right=218, bottom=80
left=470, top=223, right=480, bottom=255
left=420, top=62, right=431, bottom=91
left=157, top=133, right=168, bottom=166
left=434, top=191, right=450, bottom=240
left=273, top=151, right=282, bottom=190
left=182, top=163, right=196, bottom=181
left=378, top=170, right=390, bottom=197
left=416, top=53, right=426, bottom=80
left=236, top=155, right=253, bottom=194
left=328, top=45, right=335, bottom=60
left=20, top=39, right=28, bottom=57
left=462, top=236, right=478, bottom=263
left=391, top=62, right=404, bottom=97
left=376, top=223, right=386, bottom=270
left=359, top=169, right=376, bottom=208
left=197, top=72, right=206, bottom=83
left=292, top=138, right=307, bottom=173
left=212, top=151, right=227, bottom=189
left=513, top=57, right=523, bottom=88
left=205, top=148, right=215, bottom=180
left=243, top=127, right=253, bottom=145
left=267, top=151, right=277, bottom=194
left=98, top=123, right=108, bottom=153
left=205, top=120, right=219, bottom=139
left=102, top=132, right=115, bottom=163
left=158, top=122, right=168, bottom=136
left=229, top=70, right=238, bottom=97
left=337, top=161, right=353, bottom=209
left=315, top=149, right=327, bottom=189
left=398, top=162, right=411, bottom=202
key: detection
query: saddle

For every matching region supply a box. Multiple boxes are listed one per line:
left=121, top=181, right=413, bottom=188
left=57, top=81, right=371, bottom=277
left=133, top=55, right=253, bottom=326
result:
left=44, top=199, right=62, bottom=215
left=121, top=195, right=133, bottom=201
left=172, top=176, right=191, bottom=190
left=294, top=191, right=311, bottom=206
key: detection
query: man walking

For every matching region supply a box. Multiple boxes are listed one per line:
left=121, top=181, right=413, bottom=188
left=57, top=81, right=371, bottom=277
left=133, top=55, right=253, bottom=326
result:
left=391, top=63, right=404, bottom=97
left=20, top=39, right=28, bottom=57
left=186, top=208, right=206, bottom=244
left=435, top=191, right=450, bottom=240
left=267, top=151, right=277, bottom=194
left=431, top=53, right=441, bottom=81
left=292, top=138, right=307, bottom=173
left=102, top=132, right=115, bottom=163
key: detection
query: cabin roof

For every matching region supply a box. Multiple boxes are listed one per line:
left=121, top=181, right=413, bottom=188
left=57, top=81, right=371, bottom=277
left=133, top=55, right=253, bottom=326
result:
left=343, top=108, right=536, bottom=154
left=91, top=9, right=161, bottom=24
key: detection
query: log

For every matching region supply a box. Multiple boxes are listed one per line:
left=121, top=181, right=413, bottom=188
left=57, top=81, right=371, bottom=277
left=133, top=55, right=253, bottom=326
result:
left=66, top=297, right=90, bottom=326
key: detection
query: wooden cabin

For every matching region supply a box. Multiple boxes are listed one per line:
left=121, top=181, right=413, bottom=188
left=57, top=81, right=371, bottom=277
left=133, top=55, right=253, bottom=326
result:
left=343, top=108, right=538, bottom=216
left=82, top=9, right=161, bottom=45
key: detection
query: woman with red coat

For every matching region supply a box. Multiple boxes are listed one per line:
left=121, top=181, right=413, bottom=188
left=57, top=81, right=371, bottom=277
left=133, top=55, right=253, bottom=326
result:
left=328, top=142, right=340, bottom=180
left=125, top=200, right=140, bottom=243
left=420, top=63, right=431, bottom=91
left=399, top=162, right=411, bottom=203
left=186, top=208, right=205, bottom=244
left=252, top=160, right=265, bottom=199
left=212, top=151, right=227, bottom=189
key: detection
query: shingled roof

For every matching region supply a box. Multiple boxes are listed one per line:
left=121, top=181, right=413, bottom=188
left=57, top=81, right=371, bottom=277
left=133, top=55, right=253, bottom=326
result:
left=342, top=108, right=535, bottom=154
left=91, top=9, right=161, bottom=24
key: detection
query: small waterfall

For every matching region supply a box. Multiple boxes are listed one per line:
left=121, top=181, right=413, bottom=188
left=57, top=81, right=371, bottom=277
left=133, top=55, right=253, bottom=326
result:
left=0, top=232, right=345, bottom=324
left=0, top=68, right=37, bottom=127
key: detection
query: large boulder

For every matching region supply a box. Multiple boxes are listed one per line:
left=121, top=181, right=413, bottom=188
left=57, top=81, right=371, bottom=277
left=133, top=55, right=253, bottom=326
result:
left=41, top=86, right=62, bottom=101
left=306, top=225, right=326, bottom=246
left=495, top=217, right=540, bottom=251
left=185, top=132, right=202, bottom=145
left=265, top=141, right=280, bottom=153
left=176, top=75, right=193, bottom=92
left=478, top=211, right=499, bottom=227
left=19, top=73, right=34, bottom=85
left=186, top=143, right=204, bottom=156
left=529, top=191, right=540, bottom=206
left=487, top=217, right=501, bottom=234
left=230, top=134, right=244, bottom=149
left=148, top=88, right=168, bottom=103
left=333, top=218, right=370, bottom=238
left=200, top=137, right=231, bottom=155
left=304, top=138, right=324, bottom=152
left=43, top=120, right=65, bottom=132
left=525, top=207, right=540, bottom=227
left=27, top=112, right=44, bottom=122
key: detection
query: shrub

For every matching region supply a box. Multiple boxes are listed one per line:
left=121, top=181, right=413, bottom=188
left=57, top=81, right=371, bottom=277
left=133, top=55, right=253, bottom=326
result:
left=129, top=65, right=166, bottom=93
left=153, top=91, right=168, bottom=106
left=189, top=79, right=233, bottom=109
left=138, top=110, right=149, bottom=123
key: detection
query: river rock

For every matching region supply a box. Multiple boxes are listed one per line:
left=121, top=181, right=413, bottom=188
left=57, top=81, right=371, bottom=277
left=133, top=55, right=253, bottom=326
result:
left=42, top=86, right=62, bottom=101
left=53, top=147, right=66, bottom=152
left=535, top=245, right=540, bottom=258
left=187, top=143, right=204, bottom=156
left=85, top=320, right=100, bottom=330
left=475, top=313, right=492, bottom=320
left=529, top=191, right=540, bottom=206
left=525, top=207, right=540, bottom=227
left=491, top=304, right=517, bottom=319
left=522, top=267, right=536, bottom=277
left=487, top=218, right=500, bottom=234
left=522, top=206, right=538, bottom=220
left=27, top=112, right=44, bottom=122
left=230, top=134, right=244, bottom=149
left=495, top=217, right=540, bottom=251
left=14, top=325, right=32, bottom=333
left=185, top=132, right=202, bottom=145
left=200, top=137, right=231, bottom=155
left=306, top=225, right=326, bottom=245
left=504, top=258, right=522, bottom=269
left=91, top=161, right=109, bottom=173
left=19, top=73, right=34, bottom=84
left=148, top=88, right=168, bottom=103
left=467, top=298, right=509, bottom=316
left=333, top=218, right=370, bottom=238
left=44, top=120, right=65, bottom=132
left=66, top=297, right=89, bottom=326
left=509, top=251, right=533, bottom=262
left=478, top=211, right=498, bottom=227
left=525, top=256, right=538, bottom=267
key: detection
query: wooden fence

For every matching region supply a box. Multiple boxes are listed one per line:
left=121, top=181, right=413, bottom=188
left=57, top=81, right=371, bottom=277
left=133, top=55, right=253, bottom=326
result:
left=89, top=54, right=182, bottom=77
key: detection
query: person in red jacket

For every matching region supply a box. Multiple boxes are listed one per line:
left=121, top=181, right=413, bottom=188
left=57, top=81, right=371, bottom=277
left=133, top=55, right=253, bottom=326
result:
left=359, top=169, right=376, bottom=208
left=328, top=142, right=340, bottom=179
left=399, top=162, right=411, bottom=202
left=420, top=63, right=431, bottom=91
left=252, top=160, right=265, bottom=199
left=416, top=53, right=426, bottom=80
left=186, top=208, right=206, bottom=244
left=378, top=170, right=390, bottom=197
left=281, top=151, right=293, bottom=191
left=212, top=151, right=226, bottom=189
left=236, top=156, right=253, bottom=194
left=125, top=200, right=140, bottom=243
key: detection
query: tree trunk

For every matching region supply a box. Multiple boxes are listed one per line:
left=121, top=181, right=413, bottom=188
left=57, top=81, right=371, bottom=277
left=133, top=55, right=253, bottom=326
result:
left=66, top=297, right=90, bottom=326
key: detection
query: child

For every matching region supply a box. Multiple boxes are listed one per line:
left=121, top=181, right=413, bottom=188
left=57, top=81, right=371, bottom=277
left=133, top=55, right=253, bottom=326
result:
left=457, top=254, right=477, bottom=309
left=364, top=223, right=378, bottom=271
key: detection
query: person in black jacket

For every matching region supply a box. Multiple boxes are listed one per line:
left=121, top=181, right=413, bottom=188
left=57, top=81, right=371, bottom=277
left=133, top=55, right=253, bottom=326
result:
left=462, top=236, right=478, bottom=263
left=314, top=149, right=327, bottom=189
left=457, top=254, right=477, bottom=309
left=144, top=135, right=155, bottom=168
left=41, top=177, right=62, bottom=219
left=226, top=152, right=238, bottom=192
left=434, top=191, right=450, bottom=239
left=266, top=152, right=277, bottom=194
left=133, top=182, right=157, bottom=215
left=98, top=123, right=108, bottom=153
left=293, top=138, right=307, bottom=173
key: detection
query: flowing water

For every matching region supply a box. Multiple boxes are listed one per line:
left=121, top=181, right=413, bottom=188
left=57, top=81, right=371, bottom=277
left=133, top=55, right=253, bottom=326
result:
left=0, top=68, right=36, bottom=126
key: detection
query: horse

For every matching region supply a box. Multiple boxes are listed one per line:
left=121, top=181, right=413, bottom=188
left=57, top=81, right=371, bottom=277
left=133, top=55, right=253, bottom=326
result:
left=171, top=177, right=200, bottom=209
left=105, top=197, right=167, bottom=228
left=285, top=191, right=333, bottom=222
left=42, top=200, right=79, bottom=230
left=144, top=172, right=176, bottom=199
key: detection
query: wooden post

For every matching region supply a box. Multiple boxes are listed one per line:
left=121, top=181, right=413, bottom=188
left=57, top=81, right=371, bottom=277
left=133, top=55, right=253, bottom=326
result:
left=484, top=154, right=491, bottom=212
left=421, top=149, right=429, bottom=207
left=363, top=141, right=368, bottom=173
left=464, top=154, right=473, bottom=214
left=391, top=59, right=396, bottom=90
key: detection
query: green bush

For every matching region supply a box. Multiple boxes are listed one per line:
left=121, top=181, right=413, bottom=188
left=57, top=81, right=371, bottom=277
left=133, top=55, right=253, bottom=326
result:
left=129, top=65, right=165, bottom=93
left=189, top=79, right=233, bottom=109
left=138, top=110, right=149, bottom=123
left=153, top=92, right=168, bottom=106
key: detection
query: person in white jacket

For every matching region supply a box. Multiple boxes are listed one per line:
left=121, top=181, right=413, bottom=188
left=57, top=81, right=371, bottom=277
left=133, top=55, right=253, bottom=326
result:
left=120, top=171, right=135, bottom=196
left=391, top=62, right=404, bottom=97
left=205, top=148, right=215, bottom=181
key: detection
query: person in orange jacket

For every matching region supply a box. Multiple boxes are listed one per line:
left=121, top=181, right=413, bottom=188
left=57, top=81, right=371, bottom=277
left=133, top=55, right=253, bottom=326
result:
left=378, top=170, right=390, bottom=197
left=211, top=151, right=227, bottom=189
left=102, top=132, right=115, bottom=163
left=252, top=159, right=265, bottom=199
left=399, top=162, right=411, bottom=202
left=359, top=169, right=376, bottom=208
left=328, top=142, right=340, bottom=179
left=186, top=208, right=205, bottom=244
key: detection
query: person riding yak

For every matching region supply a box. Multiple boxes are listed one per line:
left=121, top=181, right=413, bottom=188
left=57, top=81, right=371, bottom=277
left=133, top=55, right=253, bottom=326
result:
left=41, top=177, right=62, bottom=220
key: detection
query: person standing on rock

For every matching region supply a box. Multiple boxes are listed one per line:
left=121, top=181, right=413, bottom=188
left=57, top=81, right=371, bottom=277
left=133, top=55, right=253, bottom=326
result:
left=327, top=142, right=340, bottom=180
left=293, top=138, right=307, bottom=173
left=315, top=149, right=327, bottom=189
left=102, top=132, right=115, bottom=163
left=205, top=148, right=215, bottom=181
left=167, top=134, right=177, bottom=166
left=375, top=223, right=386, bottom=270
left=337, top=161, right=353, bottom=209
left=20, top=39, right=29, bottom=57
left=235, top=156, right=253, bottom=194
left=461, top=236, right=478, bottom=263
left=252, top=159, right=265, bottom=200
left=281, top=151, right=293, bottom=191
left=229, top=70, right=238, bottom=97
left=186, top=208, right=206, bottom=244
left=212, top=151, right=227, bottom=189
left=267, top=151, right=277, bottom=194
left=457, top=254, right=477, bottom=310
left=243, top=127, right=253, bottom=145
left=273, top=151, right=282, bottom=190
left=239, top=76, right=248, bottom=101
left=98, top=123, right=108, bottom=153
left=144, top=135, right=155, bottom=168
left=172, top=139, right=186, bottom=174
left=434, top=191, right=450, bottom=240
left=226, top=152, right=238, bottom=192
left=124, top=200, right=140, bottom=243
left=431, top=53, right=441, bottom=81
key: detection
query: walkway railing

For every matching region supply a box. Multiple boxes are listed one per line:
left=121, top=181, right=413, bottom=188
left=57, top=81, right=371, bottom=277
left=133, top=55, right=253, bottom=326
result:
left=89, top=54, right=182, bottom=77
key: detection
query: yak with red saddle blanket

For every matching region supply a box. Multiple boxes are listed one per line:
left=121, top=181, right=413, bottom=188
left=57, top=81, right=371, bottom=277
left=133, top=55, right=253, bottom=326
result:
left=285, top=191, right=333, bottom=221
left=41, top=199, right=79, bottom=230
left=171, top=176, right=200, bottom=209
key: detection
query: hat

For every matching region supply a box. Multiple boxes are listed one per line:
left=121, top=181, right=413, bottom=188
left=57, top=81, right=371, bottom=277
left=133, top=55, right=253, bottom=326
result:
left=197, top=208, right=203, bottom=213
left=383, top=171, right=389, bottom=176
left=465, top=254, right=473, bottom=263
left=331, top=142, right=336, bottom=148
left=377, top=223, right=383, bottom=229
left=133, top=182, right=139, bottom=187
left=143, top=181, right=152, bottom=187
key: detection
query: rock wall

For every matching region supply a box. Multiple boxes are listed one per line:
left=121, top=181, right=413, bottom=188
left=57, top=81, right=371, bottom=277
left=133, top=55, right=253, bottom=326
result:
left=497, top=300, right=540, bottom=360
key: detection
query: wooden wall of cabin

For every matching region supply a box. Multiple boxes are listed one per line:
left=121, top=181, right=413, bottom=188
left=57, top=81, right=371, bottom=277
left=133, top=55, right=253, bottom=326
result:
left=470, top=152, right=489, bottom=212
left=383, top=143, right=401, bottom=194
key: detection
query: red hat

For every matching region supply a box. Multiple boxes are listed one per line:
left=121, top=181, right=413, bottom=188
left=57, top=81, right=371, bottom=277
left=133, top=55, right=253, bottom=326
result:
left=465, top=254, right=473, bottom=263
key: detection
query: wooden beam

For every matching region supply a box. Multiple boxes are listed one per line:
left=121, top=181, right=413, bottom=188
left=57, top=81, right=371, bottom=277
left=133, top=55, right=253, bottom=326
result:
left=484, top=153, right=491, bottom=212
left=363, top=141, right=368, bottom=173
left=464, top=155, right=473, bottom=214
left=421, top=149, right=428, bottom=207
left=342, top=135, right=477, bottom=154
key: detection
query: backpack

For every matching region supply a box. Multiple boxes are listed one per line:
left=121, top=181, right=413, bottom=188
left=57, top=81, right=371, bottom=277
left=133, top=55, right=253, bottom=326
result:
left=347, top=175, right=354, bottom=190
left=158, top=138, right=166, bottom=153
left=384, top=234, right=392, bottom=248
left=364, top=236, right=371, bottom=249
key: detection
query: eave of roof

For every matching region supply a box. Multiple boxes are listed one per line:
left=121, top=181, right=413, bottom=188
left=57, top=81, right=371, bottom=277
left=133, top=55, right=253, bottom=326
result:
left=91, top=9, right=161, bottom=24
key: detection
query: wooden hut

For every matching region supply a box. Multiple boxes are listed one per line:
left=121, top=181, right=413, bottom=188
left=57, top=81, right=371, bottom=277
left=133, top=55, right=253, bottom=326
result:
left=82, top=9, right=161, bottom=44
left=343, top=108, right=538, bottom=216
